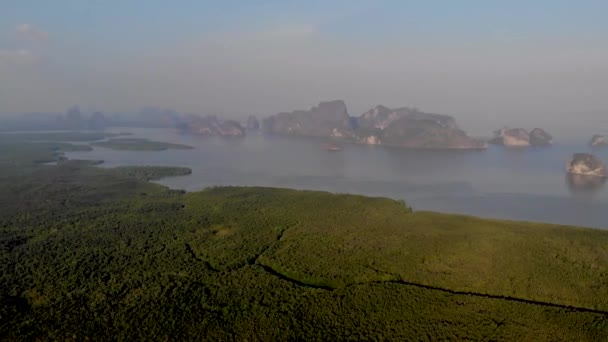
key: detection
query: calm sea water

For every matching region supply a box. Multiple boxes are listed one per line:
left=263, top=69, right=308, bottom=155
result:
left=65, top=127, right=608, bottom=229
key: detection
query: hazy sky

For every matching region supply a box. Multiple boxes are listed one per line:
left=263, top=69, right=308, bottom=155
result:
left=1, top=1, right=607, bottom=136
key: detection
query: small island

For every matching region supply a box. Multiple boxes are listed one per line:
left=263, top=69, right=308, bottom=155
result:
left=489, top=127, right=553, bottom=147
left=566, top=153, right=607, bottom=177
left=590, top=134, right=608, bottom=147
left=91, top=138, right=194, bottom=151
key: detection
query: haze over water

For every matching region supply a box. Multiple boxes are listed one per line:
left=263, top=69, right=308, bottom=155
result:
left=65, top=127, right=608, bottom=229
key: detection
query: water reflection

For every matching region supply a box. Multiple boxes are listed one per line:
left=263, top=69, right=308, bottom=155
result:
left=566, top=174, right=607, bottom=195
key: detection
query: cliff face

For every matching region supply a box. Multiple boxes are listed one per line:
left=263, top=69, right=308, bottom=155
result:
left=490, top=127, right=553, bottom=147
left=590, top=134, right=608, bottom=147
left=358, top=106, right=459, bottom=131
left=263, top=101, right=484, bottom=150
left=263, top=100, right=354, bottom=138
left=566, top=153, right=607, bottom=177
left=217, top=120, right=246, bottom=137
left=381, top=118, right=485, bottom=149
left=529, top=128, right=553, bottom=146
left=355, top=106, right=484, bottom=149
left=490, top=128, right=531, bottom=147
left=178, top=115, right=245, bottom=137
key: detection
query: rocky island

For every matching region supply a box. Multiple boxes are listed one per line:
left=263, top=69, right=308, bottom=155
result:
left=566, top=153, right=607, bottom=177
left=176, top=115, right=245, bottom=138
left=263, top=100, right=355, bottom=139
left=262, top=100, right=486, bottom=150
left=357, top=105, right=487, bottom=149
left=490, top=127, right=553, bottom=147
left=589, top=134, right=608, bottom=147
left=529, top=128, right=553, bottom=146
left=490, top=128, right=530, bottom=147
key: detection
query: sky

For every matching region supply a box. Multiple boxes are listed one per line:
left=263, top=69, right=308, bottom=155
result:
left=1, top=0, right=608, bottom=136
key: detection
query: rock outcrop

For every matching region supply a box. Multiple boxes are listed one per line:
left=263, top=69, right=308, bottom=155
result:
left=178, top=115, right=245, bottom=137
left=356, top=106, right=485, bottom=149
left=263, top=101, right=485, bottom=150
left=63, top=106, right=110, bottom=130
left=589, top=134, right=608, bottom=147
left=263, top=100, right=354, bottom=138
left=490, top=128, right=530, bottom=147
left=529, top=128, right=553, bottom=146
left=490, top=127, right=553, bottom=147
left=566, top=153, right=607, bottom=177
left=358, top=105, right=459, bottom=131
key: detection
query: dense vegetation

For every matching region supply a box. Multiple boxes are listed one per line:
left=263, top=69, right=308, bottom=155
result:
left=91, top=138, right=194, bottom=151
left=0, top=133, right=607, bottom=340
left=0, top=131, right=125, bottom=142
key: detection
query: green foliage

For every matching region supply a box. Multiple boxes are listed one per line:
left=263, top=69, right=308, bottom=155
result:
left=111, top=166, right=192, bottom=181
left=0, top=142, right=91, bottom=167
left=258, top=202, right=608, bottom=310
left=0, top=131, right=124, bottom=142
left=0, top=138, right=607, bottom=340
left=91, top=138, right=194, bottom=151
